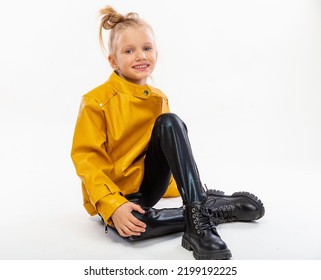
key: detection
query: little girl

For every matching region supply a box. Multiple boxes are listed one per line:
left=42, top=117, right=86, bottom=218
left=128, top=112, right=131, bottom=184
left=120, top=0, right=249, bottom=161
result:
left=71, top=5, right=265, bottom=260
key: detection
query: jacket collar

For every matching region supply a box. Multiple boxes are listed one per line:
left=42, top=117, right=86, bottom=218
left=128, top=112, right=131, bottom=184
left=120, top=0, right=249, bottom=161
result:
left=107, top=71, right=154, bottom=99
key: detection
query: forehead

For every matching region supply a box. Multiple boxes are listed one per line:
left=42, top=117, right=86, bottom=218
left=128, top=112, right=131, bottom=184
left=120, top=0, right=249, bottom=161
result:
left=115, top=26, right=155, bottom=47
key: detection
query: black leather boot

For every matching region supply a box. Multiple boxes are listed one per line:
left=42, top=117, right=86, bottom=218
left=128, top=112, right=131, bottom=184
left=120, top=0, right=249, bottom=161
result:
left=206, top=189, right=265, bottom=224
left=182, top=203, right=232, bottom=260
left=128, top=207, right=185, bottom=241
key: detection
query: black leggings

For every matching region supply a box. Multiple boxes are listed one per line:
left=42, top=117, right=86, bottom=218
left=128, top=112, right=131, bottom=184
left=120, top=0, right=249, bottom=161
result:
left=136, top=113, right=207, bottom=207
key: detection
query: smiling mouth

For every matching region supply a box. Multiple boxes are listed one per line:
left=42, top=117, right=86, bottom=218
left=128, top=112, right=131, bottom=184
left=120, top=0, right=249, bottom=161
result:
left=133, top=64, right=149, bottom=71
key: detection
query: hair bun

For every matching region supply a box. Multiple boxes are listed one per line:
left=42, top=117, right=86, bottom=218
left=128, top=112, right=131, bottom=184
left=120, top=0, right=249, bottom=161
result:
left=100, top=6, right=124, bottom=30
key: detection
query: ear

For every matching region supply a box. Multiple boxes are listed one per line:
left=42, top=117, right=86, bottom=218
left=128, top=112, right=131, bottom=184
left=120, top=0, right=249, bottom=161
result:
left=108, top=54, right=118, bottom=70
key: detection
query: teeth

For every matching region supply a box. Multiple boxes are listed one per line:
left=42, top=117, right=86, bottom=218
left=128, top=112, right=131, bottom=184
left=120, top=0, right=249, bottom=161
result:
left=134, top=65, right=147, bottom=69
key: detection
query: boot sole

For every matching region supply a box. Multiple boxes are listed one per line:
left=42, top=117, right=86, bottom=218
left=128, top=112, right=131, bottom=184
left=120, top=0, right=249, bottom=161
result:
left=208, top=189, right=265, bottom=219
left=182, top=235, right=232, bottom=260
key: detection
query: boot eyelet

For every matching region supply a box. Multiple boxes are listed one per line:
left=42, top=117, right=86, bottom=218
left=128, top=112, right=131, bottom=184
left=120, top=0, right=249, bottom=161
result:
left=192, top=214, right=196, bottom=218
left=192, top=208, right=196, bottom=213
left=193, top=220, right=197, bottom=224
left=195, top=225, right=198, bottom=229
left=197, top=230, right=201, bottom=234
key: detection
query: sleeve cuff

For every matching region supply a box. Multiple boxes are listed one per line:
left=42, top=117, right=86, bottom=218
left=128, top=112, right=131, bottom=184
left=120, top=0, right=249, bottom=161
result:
left=96, top=193, right=128, bottom=225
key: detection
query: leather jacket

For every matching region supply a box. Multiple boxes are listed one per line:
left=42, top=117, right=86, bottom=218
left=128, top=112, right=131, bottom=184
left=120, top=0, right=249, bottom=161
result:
left=71, top=72, right=179, bottom=223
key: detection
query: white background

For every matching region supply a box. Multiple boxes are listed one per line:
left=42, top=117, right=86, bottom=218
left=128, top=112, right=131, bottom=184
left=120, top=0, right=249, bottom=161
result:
left=0, top=0, right=320, bottom=260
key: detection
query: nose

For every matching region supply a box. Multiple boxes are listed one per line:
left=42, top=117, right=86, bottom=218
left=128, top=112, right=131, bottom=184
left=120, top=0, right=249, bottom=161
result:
left=136, top=50, right=147, bottom=61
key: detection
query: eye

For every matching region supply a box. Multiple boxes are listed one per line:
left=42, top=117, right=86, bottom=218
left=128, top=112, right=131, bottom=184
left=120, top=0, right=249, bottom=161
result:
left=124, top=49, right=134, bottom=54
left=144, top=46, right=152, bottom=51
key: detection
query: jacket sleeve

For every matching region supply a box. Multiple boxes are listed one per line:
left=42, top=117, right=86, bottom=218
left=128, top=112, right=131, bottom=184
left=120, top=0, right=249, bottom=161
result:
left=71, top=95, right=128, bottom=223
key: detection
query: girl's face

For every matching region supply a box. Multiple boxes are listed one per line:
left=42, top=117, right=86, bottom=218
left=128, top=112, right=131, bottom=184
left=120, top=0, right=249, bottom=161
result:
left=108, top=26, right=157, bottom=85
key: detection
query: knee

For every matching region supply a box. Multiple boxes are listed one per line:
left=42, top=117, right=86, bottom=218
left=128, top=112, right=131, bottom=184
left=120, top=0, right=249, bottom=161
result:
left=155, top=113, right=186, bottom=131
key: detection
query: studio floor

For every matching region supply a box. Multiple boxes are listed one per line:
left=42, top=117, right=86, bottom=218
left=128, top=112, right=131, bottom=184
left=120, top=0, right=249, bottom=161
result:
left=1, top=121, right=320, bottom=260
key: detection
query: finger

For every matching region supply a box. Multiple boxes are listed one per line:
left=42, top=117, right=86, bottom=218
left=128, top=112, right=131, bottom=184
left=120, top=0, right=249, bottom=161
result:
left=130, top=203, right=146, bottom=214
left=128, top=219, right=147, bottom=233
left=117, top=227, right=131, bottom=237
left=119, top=214, right=146, bottom=234
left=129, top=212, right=147, bottom=229
left=121, top=223, right=144, bottom=236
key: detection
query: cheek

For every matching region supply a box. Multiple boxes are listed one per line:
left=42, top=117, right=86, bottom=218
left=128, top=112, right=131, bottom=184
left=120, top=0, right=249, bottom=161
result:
left=150, top=52, right=158, bottom=62
left=118, top=57, right=131, bottom=67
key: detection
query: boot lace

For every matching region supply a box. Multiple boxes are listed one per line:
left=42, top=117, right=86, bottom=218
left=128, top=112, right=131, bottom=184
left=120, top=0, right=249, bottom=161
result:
left=204, top=184, right=235, bottom=223
left=192, top=206, right=220, bottom=234
left=209, top=205, right=234, bottom=223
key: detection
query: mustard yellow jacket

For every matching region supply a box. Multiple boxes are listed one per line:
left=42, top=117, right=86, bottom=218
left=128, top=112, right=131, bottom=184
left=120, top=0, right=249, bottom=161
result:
left=71, top=72, right=180, bottom=223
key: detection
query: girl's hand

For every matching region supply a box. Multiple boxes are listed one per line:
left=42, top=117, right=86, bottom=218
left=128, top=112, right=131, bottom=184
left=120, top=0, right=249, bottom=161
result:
left=111, top=202, right=146, bottom=237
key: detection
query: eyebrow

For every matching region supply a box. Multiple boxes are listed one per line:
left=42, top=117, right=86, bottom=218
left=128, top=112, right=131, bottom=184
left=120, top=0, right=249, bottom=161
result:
left=121, top=45, right=135, bottom=50
left=120, top=42, right=153, bottom=51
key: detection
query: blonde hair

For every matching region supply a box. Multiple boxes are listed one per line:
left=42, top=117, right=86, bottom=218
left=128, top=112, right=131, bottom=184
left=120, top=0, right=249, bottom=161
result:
left=99, top=6, right=154, bottom=56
